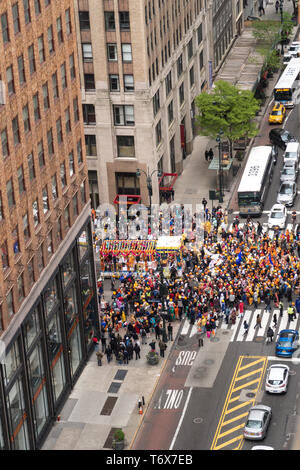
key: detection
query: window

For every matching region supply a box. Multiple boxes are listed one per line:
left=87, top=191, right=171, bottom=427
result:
left=52, top=72, right=59, bottom=99
left=115, top=172, right=140, bottom=195
left=12, top=226, right=20, bottom=255
left=153, top=90, right=160, bottom=116
left=60, top=62, right=67, bottom=89
left=165, top=71, right=172, bottom=96
left=190, top=65, right=195, bottom=86
left=23, top=213, right=30, bottom=243
left=17, top=54, right=26, bottom=84
left=113, top=105, right=134, bottom=126
left=179, top=82, right=185, bottom=105
left=42, top=82, right=50, bottom=109
left=17, top=165, right=25, bottom=194
left=69, top=151, right=74, bottom=176
left=12, top=116, right=20, bottom=145
left=84, top=73, right=95, bottom=90
left=1, top=241, right=9, bottom=270
left=155, top=120, right=162, bottom=146
left=82, top=104, right=95, bottom=124
left=168, top=100, right=174, bottom=124
left=82, top=43, right=93, bottom=62
left=65, top=8, right=71, bottom=35
left=22, top=104, right=31, bottom=133
left=27, top=153, right=35, bottom=180
left=56, top=16, right=63, bottom=43
left=6, top=65, right=15, bottom=95
left=17, top=274, right=24, bottom=303
left=117, top=136, right=135, bottom=158
left=65, top=107, right=71, bottom=133
left=121, top=44, right=132, bottom=62
left=69, top=53, right=75, bottom=79
left=56, top=118, right=63, bottom=144
left=27, top=257, right=35, bottom=288
left=28, top=44, right=36, bottom=75
left=12, top=3, right=20, bottom=34
left=51, top=174, right=58, bottom=200
left=124, top=74, right=134, bottom=91
left=37, top=243, right=44, bottom=273
left=6, top=290, right=14, bottom=318
left=79, top=11, right=90, bottom=30
left=60, top=162, right=66, bottom=189
left=47, top=230, right=53, bottom=259
left=77, top=139, right=83, bottom=164
left=64, top=205, right=70, bottom=230
left=73, top=97, right=79, bottom=122
left=1, top=12, right=9, bottom=44
left=177, top=54, right=183, bottom=77
left=34, top=0, right=41, bottom=15
left=119, top=11, right=130, bottom=31
left=38, top=140, right=45, bottom=168
left=80, top=181, right=86, bottom=204
left=72, top=194, right=78, bottom=218
left=6, top=178, right=15, bottom=208
left=42, top=186, right=49, bottom=214
left=1, top=128, right=9, bottom=158
left=32, top=199, right=39, bottom=227
left=23, top=0, right=31, bottom=24
left=47, top=25, right=55, bottom=54
left=0, top=192, right=3, bottom=220
left=109, top=74, right=119, bottom=91
left=199, top=50, right=204, bottom=70
left=104, top=11, right=115, bottom=31
left=33, top=93, right=40, bottom=121
left=197, top=24, right=203, bottom=44
left=38, top=35, right=45, bottom=63
left=107, top=43, right=117, bottom=61
left=47, top=128, right=54, bottom=156
left=188, top=38, right=193, bottom=60
left=85, top=134, right=97, bottom=156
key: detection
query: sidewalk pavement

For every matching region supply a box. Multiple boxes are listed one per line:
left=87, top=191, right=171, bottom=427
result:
left=42, top=3, right=300, bottom=451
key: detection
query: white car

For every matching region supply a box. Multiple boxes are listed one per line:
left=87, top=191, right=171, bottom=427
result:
left=283, top=52, right=292, bottom=66
left=265, top=364, right=289, bottom=394
left=267, top=204, right=287, bottom=229
left=288, top=41, right=300, bottom=57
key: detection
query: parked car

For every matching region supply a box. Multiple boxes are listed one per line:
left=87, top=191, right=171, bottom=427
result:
left=265, top=364, right=290, bottom=394
left=244, top=405, right=272, bottom=440
left=288, top=41, right=300, bottom=57
left=275, top=329, right=299, bottom=357
left=252, top=446, right=274, bottom=450
left=283, top=142, right=300, bottom=165
left=283, top=53, right=292, bottom=66
left=280, top=161, right=298, bottom=183
left=277, top=181, right=297, bottom=206
left=267, top=204, right=287, bottom=229
left=268, top=103, right=286, bottom=125
left=269, top=128, right=297, bottom=150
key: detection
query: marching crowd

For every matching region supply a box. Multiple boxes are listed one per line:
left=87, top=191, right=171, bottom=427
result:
left=94, top=205, right=300, bottom=366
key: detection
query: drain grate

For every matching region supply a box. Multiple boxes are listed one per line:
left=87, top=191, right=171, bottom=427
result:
left=107, top=381, right=122, bottom=393
left=103, top=427, right=119, bottom=449
left=100, top=396, right=118, bottom=416
left=114, top=369, right=128, bottom=381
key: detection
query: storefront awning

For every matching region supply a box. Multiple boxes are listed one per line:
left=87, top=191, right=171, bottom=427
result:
left=113, top=194, right=141, bottom=205
left=158, top=173, right=178, bottom=191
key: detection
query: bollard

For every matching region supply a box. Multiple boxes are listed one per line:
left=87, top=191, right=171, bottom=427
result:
left=198, top=338, right=204, bottom=348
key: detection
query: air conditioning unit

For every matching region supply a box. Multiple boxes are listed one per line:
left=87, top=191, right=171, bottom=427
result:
left=0, top=81, right=6, bottom=105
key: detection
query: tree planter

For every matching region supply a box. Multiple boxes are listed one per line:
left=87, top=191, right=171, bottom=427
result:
left=146, top=351, right=159, bottom=365
left=112, top=439, right=125, bottom=450
left=112, top=429, right=125, bottom=450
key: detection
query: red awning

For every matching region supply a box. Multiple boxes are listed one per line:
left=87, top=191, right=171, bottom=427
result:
left=113, top=194, right=141, bottom=205
left=159, top=173, right=178, bottom=191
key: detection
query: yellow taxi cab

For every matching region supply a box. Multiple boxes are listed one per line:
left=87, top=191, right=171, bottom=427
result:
left=268, top=103, right=286, bottom=124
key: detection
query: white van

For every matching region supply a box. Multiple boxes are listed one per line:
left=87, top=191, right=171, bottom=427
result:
left=283, top=142, right=300, bottom=165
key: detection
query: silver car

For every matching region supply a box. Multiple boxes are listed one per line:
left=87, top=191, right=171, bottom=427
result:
left=244, top=405, right=272, bottom=440
left=277, top=181, right=297, bottom=206
left=280, top=162, right=298, bottom=183
left=265, top=364, right=289, bottom=394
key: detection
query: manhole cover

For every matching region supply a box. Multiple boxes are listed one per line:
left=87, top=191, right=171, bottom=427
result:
left=246, top=392, right=255, bottom=398
left=254, top=336, right=265, bottom=343
left=204, top=359, right=214, bottom=365
left=222, top=331, right=229, bottom=335
left=193, top=417, right=203, bottom=424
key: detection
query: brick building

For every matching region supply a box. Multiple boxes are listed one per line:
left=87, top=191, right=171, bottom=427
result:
left=0, top=0, right=99, bottom=449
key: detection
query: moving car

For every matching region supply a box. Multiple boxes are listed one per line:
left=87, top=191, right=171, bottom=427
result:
left=283, top=53, right=292, bottom=66
left=280, top=161, right=298, bottom=183
left=283, top=142, right=300, bottom=165
left=244, top=405, right=272, bottom=440
left=269, top=128, right=297, bottom=150
left=267, top=204, right=287, bottom=229
left=268, top=103, right=286, bottom=124
left=265, top=364, right=289, bottom=394
left=277, top=181, right=297, bottom=206
left=288, top=41, right=300, bottom=57
left=275, top=329, right=299, bottom=357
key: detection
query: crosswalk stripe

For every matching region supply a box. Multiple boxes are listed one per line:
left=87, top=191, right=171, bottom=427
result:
left=246, top=309, right=262, bottom=342
left=235, top=310, right=252, bottom=342
left=181, top=319, right=189, bottom=336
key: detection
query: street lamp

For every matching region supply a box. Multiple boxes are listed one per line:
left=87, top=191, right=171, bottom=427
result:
left=280, top=0, right=285, bottom=55
left=216, top=130, right=224, bottom=203
left=136, top=167, right=162, bottom=208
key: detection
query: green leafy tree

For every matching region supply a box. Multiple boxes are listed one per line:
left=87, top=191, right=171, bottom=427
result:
left=195, top=80, right=260, bottom=156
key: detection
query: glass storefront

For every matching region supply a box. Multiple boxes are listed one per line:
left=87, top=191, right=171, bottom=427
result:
left=0, top=219, right=99, bottom=449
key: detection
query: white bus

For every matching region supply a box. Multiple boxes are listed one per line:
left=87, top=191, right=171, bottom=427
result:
left=273, top=57, right=300, bottom=108
left=237, top=146, right=274, bottom=217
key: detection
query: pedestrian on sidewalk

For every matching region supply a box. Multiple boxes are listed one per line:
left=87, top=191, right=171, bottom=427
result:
left=149, top=340, right=156, bottom=351
left=106, top=345, right=112, bottom=363
left=273, top=313, right=277, bottom=328
left=167, top=322, right=173, bottom=341
left=134, top=342, right=141, bottom=360
left=208, top=148, right=214, bottom=161
left=205, top=150, right=209, bottom=161
left=202, top=197, right=208, bottom=211
left=279, top=300, right=283, bottom=317
left=141, top=327, right=147, bottom=344
left=155, top=323, right=161, bottom=340
left=258, top=1, right=265, bottom=15
left=96, top=351, right=103, bottom=366
left=159, top=340, right=167, bottom=357
left=275, top=0, right=279, bottom=13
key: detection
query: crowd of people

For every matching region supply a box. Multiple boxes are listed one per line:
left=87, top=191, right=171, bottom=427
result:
left=94, top=204, right=300, bottom=365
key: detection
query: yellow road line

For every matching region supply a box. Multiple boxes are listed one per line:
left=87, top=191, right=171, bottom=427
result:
left=225, top=399, right=255, bottom=415
left=238, top=358, right=266, bottom=371
left=222, top=412, right=249, bottom=426
left=218, top=423, right=245, bottom=439
left=232, top=377, right=260, bottom=393
left=235, top=367, right=265, bottom=382
left=214, top=434, right=244, bottom=450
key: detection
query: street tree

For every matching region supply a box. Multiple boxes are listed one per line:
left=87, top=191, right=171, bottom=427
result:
left=195, top=80, right=260, bottom=157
